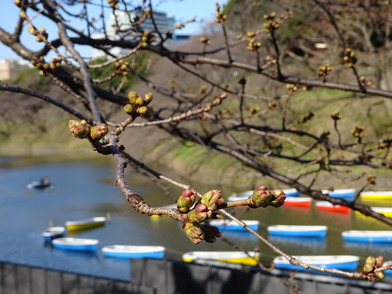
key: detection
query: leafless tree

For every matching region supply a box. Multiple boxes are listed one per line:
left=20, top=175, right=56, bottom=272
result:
left=1, top=0, right=392, bottom=283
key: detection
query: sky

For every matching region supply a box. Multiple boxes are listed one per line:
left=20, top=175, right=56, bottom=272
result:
left=0, top=0, right=227, bottom=60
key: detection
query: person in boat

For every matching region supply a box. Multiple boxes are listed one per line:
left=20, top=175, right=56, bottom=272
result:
left=40, top=178, right=51, bottom=186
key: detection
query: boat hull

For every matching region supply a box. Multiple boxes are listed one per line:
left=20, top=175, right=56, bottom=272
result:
left=42, top=227, right=66, bottom=242
left=322, top=189, right=356, bottom=201
left=284, top=197, right=312, bottom=207
left=102, top=245, right=165, bottom=259
left=183, top=251, right=260, bottom=266
left=342, top=231, right=392, bottom=243
left=360, top=191, right=392, bottom=201
left=52, top=238, right=99, bottom=252
left=65, top=217, right=106, bottom=231
left=273, top=255, right=359, bottom=272
left=315, top=201, right=350, bottom=213
left=208, top=220, right=259, bottom=231
left=268, top=225, right=328, bottom=238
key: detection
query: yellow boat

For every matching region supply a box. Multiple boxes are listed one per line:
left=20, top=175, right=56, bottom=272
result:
left=355, top=207, right=392, bottom=218
left=65, top=217, right=106, bottom=231
left=182, top=251, right=260, bottom=266
left=360, top=191, right=392, bottom=201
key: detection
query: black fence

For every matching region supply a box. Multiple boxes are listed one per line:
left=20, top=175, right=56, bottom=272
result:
left=1, top=259, right=392, bottom=294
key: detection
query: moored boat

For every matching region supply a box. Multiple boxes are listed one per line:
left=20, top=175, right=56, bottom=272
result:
left=342, top=230, right=392, bottom=243
left=273, top=255, right=360, bottom=272
left=284, top=197, right=312, bottom=207
left=207, top=219, right=259, bottom=231
left=282, top=188, right=301, bottom=197
left=322, top=189, right=356, bottom=201
left=182, top=251, right=260, bottom=266
left=42, top=226, right=66, bottom=242
left=315, top=201, right=351, bottom=213
left=102, top=245, right=165, bottom=259
left=65, top=217, right=106, bottom=231
left=267, top=225, right=328, bottom=238
left=27, top=178, right=52, bottom=189
left=52, top=237, right=99, bottom=252
left=355, top=207, right=392, bottom=218
left=360, top=191, right=392, bottom=201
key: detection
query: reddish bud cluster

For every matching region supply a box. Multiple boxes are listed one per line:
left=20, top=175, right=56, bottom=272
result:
left=250, top=185, right=286, bottom=208
left=68, top=120, right=108, bottom=141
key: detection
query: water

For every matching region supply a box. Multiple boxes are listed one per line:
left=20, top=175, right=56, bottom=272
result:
left=1, top=156, right=392, bottom=281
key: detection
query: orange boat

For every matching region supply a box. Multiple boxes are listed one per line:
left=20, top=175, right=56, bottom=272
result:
left=284, top=197, right=312, bottom=207
left=315, top=201, right=351, bottom=213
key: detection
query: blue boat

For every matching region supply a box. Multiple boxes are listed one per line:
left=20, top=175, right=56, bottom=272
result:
left=42, top=226, right=66, bottom=242
left=102, top=245, right=165, bottom=259
left=322, top=189, right=356, bottom=201
left=282, top=188, right=301, bottom=197
left=52, top=238, right=99, bottom=252
left=208, top=219, right=260, bottom=231
left=342, top=230, right=392, bottom=243
left=267, top=225, right=328, bottom=238
left=273, top=255, right=360, bottom=272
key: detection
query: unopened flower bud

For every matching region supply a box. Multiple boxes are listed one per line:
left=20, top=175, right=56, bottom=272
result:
left=200, top=189, right=224, bottom=210
left=362, top=263, right=375, bottom=274
left=135, top=97, right=145, bottom=106
left=366, top=256, right=376, bottom=266
left=128, top=91, right=138, bottom=104
left=375, top=256, right=384, bottom=267
left=90, top=124, right=108, bottom=140
left=269, top=189, right=286, bottom=207
left=182, top=222, right=204, bottom=244
left=143, top=92, right=153, bottom=104
left=374, top=271, right=385, bottom=279
left=251, top=185, right=271, bottom=208
left=124, top=104, right=133, bottom=114
left=188, top=204, right=210, bottom=223
left=177, top=188, right=197, bottom=212
left=136, top=106, right=150, bottom=117
left=68, top=120, right=90, bottom=139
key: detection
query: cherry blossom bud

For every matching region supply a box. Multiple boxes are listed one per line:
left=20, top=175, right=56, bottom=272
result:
left=251, top=185, right=271, bottom=208
left=182, top=222, right=204, bottom=244
left=177, top=188, right=197, bottom=212
left=90, top=124, right=108, bottom=140
left=68, top=120, right=90, bottom=139
left=188, top=204, right=210, bottom=223
left=375, top=256, right=384, bottom=267
left=200, top=189, right=224, bottom=210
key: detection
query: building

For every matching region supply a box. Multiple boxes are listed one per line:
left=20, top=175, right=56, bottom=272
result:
left=0, top=59, right=30, bottom=81
left=92, top=8, right=189, bottom=59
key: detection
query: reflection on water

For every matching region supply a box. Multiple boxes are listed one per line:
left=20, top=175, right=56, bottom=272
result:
left=1, top=156, right=392, bottom=281
left=269, top=236, right=327, bottom=251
